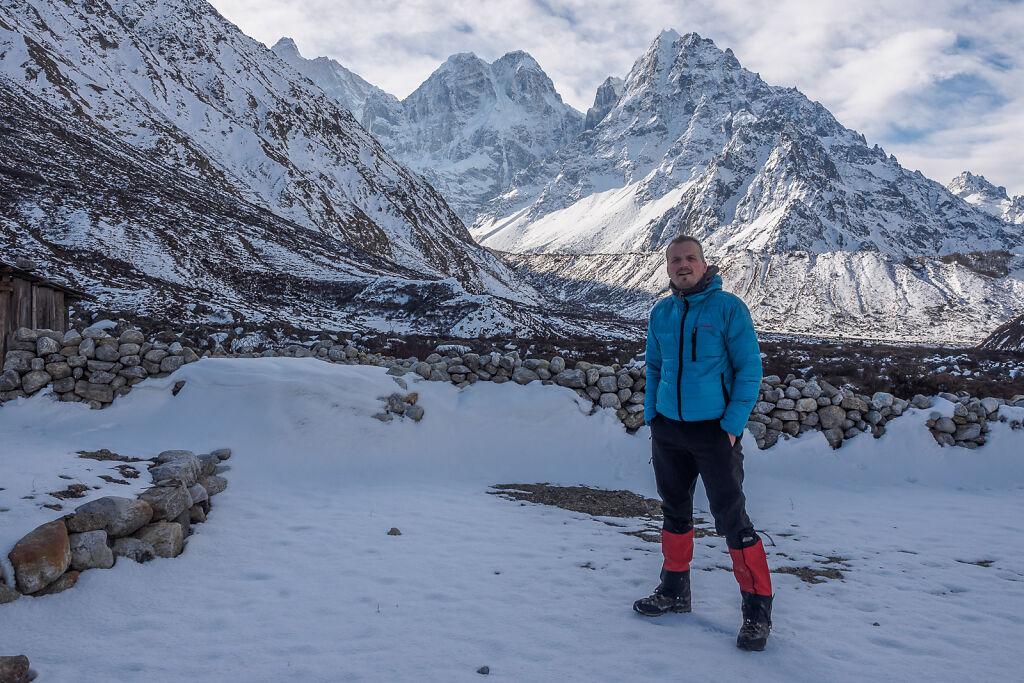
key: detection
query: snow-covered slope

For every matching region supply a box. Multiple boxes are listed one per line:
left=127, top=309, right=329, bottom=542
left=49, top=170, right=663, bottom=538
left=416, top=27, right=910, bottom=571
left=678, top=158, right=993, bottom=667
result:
left=0, top=0, right=560, bottom=334
left=948, top=171, right=1024, bottom=225
left=2, top=359, right=1023, bottom=680
left=472, top=30, right=1024, bottom=343
left=270, top=37, right=386, bottom=123
left=978, top=312, right=1024, bottom=351
left=281, top=43, right=584, bottom=223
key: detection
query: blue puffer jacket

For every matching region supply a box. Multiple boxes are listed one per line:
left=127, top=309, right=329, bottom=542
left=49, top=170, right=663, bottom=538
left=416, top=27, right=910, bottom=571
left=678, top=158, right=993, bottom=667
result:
left=644, top=274, right=762, bottom=436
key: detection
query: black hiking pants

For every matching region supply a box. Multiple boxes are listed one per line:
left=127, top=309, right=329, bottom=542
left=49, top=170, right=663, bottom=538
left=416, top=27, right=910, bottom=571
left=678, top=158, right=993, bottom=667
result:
left=650, top=413, right=758, bottom=550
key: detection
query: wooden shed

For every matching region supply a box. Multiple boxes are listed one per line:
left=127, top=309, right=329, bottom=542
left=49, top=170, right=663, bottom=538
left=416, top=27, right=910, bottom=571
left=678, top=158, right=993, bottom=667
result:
left=1, top=260, right=88, bottom=361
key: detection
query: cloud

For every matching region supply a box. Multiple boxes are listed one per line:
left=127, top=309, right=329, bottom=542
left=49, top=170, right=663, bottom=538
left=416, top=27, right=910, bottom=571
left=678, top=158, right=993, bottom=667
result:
left=208, top=0, right=1024, bottom=196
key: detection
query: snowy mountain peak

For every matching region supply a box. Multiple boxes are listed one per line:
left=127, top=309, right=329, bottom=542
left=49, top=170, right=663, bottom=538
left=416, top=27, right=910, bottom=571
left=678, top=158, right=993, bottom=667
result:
left=948, top=171, right=1009, bottom=201
left=948, top=171, right=1024, bottom=224
left=271, top=36, right=300, bottom=58
left=585, top=76, right=624, bottom=130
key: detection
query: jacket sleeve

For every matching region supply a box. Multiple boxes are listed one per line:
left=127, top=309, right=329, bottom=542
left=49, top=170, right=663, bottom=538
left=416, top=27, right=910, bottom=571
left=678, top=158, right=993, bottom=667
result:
left=644, top=313, right=661, bottom=425
left=720, top=299, right=762, bottom=437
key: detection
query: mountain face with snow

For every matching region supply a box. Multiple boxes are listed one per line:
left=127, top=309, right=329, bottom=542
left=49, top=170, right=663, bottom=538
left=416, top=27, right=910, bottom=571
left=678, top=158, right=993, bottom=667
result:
left=948, top=171, right=1024, bottom=225
left=471, top=30, right=1024, bottom=344
left=278, top=43, right=584, bottom=224
left=0, top=0, right=589, bottom=335
left=585, top=76, right=623, bottom=130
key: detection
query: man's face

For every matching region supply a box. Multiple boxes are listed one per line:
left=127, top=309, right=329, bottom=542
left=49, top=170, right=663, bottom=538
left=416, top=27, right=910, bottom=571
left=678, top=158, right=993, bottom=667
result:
left=666, top=241, right=708, bottom=290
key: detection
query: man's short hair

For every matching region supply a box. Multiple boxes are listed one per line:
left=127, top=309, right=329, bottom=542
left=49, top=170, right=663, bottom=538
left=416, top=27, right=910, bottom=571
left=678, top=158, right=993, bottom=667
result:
left=665, top=235, right=705, bottom=262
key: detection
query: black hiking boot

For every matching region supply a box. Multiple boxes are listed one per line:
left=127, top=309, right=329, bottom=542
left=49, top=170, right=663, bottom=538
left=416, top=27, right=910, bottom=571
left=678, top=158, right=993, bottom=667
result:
left=736, top=591, right=773, bottom=651
left=632, top=569, right=691, bottom=617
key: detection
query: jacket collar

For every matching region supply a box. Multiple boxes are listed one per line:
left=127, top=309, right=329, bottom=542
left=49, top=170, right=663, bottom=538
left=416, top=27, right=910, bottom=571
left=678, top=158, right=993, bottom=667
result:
left=670, top=266, right=722, bottom=303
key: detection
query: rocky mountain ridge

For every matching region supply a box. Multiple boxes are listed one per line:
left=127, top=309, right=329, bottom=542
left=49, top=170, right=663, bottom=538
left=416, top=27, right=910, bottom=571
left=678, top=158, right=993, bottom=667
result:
left=469, top=30, right=1024, bottom=343
left=0, top=0, right=608, bottom=336
left=272, top=39, right=584, bottom=224
left=947, top=171, right=1024, bottom=225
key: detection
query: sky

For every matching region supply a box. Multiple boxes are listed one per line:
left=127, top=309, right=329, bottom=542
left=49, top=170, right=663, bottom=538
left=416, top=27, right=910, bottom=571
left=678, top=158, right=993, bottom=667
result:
left=209, top=0, right=1024, bottom=197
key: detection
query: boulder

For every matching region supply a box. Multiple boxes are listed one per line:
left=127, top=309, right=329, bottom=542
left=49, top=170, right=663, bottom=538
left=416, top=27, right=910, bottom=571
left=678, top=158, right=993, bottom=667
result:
left=197, top=453, right=219, bottom=476
left=199, top=474, right=228, bottom=496
left=210, top=448, right=232, bottom=460
left=132, top=523, right=184, bottom=558
left=36, top=336, right=60, bottom=356
left=139, top=483, right=192, bottom=522
left=598, top=393, right=621, bottom=409
left=22, top=370, right=53, bottom=395
left=954, top=423, right=983, bottom=441
left=68, top=530, right=115, bottom=570
left=512, top=367, right=539, bottom=385
left=33, top=570, right=79, bottom=596
left=94, top=343, right=120, bottom=362
left=0, top=582, right=20, bottom=604
left=934, top=417, right=957, bottom=434
left=8, top=520, right=71, bottom=594
left=0, top=369, right=20, bottom=391
left=554, top=369, right=586, bottom=389
left=75, top=496, right=154, bottom=537
left=112, top=537, right=156, bottom=563
left=160, top=355, right=185, bottom=373
left=818, top=405, right=847, bottom=430
left=549, top=357, right=566, bottom=374
left=795, top=398, right=818, bottom=413
left=406, top=405, right=425, bottom=422
left=63, top=511, right=106, bottom=533
left=74, top=381, right=113, bottom=403
left=149, top=453, right=201, bottom=487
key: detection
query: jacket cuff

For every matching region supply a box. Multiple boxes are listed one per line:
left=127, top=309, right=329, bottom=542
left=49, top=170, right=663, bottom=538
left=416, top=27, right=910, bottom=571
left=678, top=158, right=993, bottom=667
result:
left=719, top=417, right=743, bottom=438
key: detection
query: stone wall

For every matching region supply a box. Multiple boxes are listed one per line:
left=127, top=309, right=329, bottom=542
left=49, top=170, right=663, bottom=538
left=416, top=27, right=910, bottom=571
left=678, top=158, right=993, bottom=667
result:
left=1, top=448, right=230, bottom=604
left=4, top=327, right=1023, bottom=449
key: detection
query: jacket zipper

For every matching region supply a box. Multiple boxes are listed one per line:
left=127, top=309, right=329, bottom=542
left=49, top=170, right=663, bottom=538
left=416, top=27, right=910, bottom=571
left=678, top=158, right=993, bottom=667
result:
left=677, top=299, right=689, bottom=421
left=721, top=373, right=730, bottom=404
left=691, top=325, right=698, bottom=362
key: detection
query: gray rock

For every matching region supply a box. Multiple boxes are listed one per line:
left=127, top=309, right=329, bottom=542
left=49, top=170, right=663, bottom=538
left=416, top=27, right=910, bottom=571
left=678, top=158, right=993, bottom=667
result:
left=554, top=369, right=586, bottom=389
left=752, top=401, right=774, bottom=415
left=932, top=431, right=956, bottom=447
left=841, top=396, right=870, bottom=412
left=617, top=373, right=633, bottom=389
left=954, top=423, right=983, bottom=441
left=133, top=523, right=184, bottom=558
left=870, top=392, right=895, bottom=409
left=406, top=404, right=425, bottom=421
left=81, top=326, right=110, bottom=340
left=0, top=582, right=20, bottom=604
left=79, top=337, right=96, bottom=358
left=211, top=448, right=232, bottom=460
left=196, top=453, right=219, bottom=476
left=139, top=484, right=192, bottom=522
left=784, top=386, right=802, bottom=400
left=95, top=343, right=120, bottom=362
left=818, top=405, right=847, bottom=430
left=549, top=357, right=566, bottom=374
left=795, top=398, right=818, bottom=413
left=585, top=368, right=600, bottom=386
left=911, top=394, right=932, bottom=409
left=23, top=370, right=53, bottom=394
left=36, top=336, right=60, bottom=356
left=75, top=496, right=154, bottom=538
left=617, top=388, right=632, bottom=403
left=772, top=409, right=799, bottom=422
left=802, top=411, right=820, bottom=426
left=62, top=329, right=84, bottom=345
left=598, top=393, right=621, bottom=409
left=0, top=369, right=20, bottom=391
left=88, top=370, right=116, bottom=385
left=823, top=427, right=844, bottom=448
left=745, top=421, right=767, bottom=439
left=776, top=398, right=796, bottom=410
left=144, top=349, right=168, bottom=364
left=118, top=343, right=141, bottom=357
left=112, top=537, right=156, bottom=563
left=74, top=381, right=113, bottom=403
left=864, top=410, right=882, bottom=425
left=512, top=367, right=539, bottom=385
left=596, top=375, right=618, bottom=393
left=980, top=397, right=1001, bottom=415
left=161, top=355, right=185, bottom=373
left=199, top=475, right=228, bottom=496
left=149, top=455, right=201, bottom=487
left=3, top=353, right=30, bottom=374
left=30, top=357, right=44, bottom=371
left=63, top=511, right=107, bottom=533
left=119, top=329, right=145, bottom=345
left=190, top=504, right=207, bottom=524
left=119, top=366, right=147, bottom=380
left=45, top=361, right=72, bottom=380
left=69, top=530, right=115, bottom=570
left=188, top=483, right=209, bottom=506
left=801, top=382, right=822, bottom=399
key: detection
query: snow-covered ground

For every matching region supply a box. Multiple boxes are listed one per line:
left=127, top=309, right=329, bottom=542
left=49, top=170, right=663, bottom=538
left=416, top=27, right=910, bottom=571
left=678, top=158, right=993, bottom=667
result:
left=1, top=359, right=1022, bottom=681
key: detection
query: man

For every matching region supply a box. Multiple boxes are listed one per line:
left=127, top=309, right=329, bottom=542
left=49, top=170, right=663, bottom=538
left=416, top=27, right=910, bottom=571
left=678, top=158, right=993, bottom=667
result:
left=633, top=235, right=773, bottom=652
